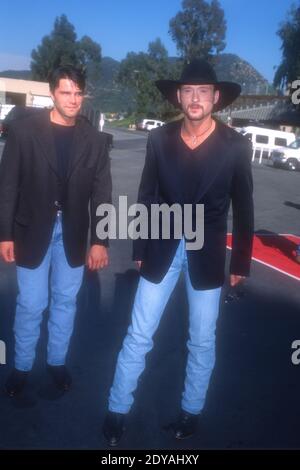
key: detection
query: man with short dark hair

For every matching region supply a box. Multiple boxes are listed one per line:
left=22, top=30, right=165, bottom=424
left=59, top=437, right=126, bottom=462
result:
left=103, top=59, right=254, bottom=446
left=0, top=65, right=112, bottom=395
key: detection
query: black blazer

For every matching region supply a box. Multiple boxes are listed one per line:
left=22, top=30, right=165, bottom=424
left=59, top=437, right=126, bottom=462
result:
left=133, top=119, right=254, bottom=290
left=0, top=110, right=112, bottom=268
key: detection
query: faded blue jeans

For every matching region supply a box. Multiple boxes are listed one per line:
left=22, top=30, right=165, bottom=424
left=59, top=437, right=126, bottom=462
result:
left=14, top=212, right=84, bottom=371
left=109, top=238, right=221, bottom=415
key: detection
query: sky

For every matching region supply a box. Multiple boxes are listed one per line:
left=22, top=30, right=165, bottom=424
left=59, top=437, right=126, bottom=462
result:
left=0, top=0, right=296, bottom=82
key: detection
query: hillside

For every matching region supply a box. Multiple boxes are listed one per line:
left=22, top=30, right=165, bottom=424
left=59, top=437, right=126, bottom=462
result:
left=214, top=53, right=269, bottom=94
left=0, top=70, right=32, bottom=80
left=0, top=53, right=270, bottom=112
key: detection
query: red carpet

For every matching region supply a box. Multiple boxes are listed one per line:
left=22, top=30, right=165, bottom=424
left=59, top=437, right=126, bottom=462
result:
left=227, top=233, right=300, bottom=281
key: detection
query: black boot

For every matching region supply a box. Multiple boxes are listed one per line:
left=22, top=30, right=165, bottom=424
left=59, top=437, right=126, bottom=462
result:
left=5, top=368, right=29, bottom=397
left=172, top=410, right=199, bottom=439
left=46, top=364, right=72, bottom=391
left=103, top=411, right=126, bottom=447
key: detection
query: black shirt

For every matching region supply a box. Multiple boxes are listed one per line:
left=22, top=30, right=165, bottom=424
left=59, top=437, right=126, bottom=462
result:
left=178, top=125, right=219, bottom=204
left=51, top=122, right=75, bottom=209
left=51, top=122, right=75, bottom=182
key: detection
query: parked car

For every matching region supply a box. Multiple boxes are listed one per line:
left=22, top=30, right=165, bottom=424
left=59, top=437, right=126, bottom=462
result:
left=271, top=138, right=300, bottom=171
left=0, top=106, right=44, bottom=139
left=80, top=114, right=113, bottom=150
left=241, top=126, right=296, bottom=157
left=102, top=131, right=114, bottom=150
left=137, top=119, right=165, bottom=131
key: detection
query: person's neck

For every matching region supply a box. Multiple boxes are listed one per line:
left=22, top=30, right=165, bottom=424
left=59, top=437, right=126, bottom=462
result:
left=50, top=109, right=76, bottom=127
left=183, top=115, right=213, bottom=136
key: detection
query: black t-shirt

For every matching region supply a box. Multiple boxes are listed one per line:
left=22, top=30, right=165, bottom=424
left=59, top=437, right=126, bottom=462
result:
left=51, top=122, right=75, bottom=182
left=178, top=125, right=219, bottom=204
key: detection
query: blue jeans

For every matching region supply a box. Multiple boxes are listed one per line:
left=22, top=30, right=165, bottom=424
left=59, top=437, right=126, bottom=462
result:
left=14, top=212, right=84, bottom=371
left=109, top=238, right=221, bottom=415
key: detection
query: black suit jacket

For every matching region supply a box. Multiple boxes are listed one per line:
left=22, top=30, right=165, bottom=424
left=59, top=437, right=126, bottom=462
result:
left=133, top=119, right=254, bottom=290
left=0, top=109, right=112, bottom=268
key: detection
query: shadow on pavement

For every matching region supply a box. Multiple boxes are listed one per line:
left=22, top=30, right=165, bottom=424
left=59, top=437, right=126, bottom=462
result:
left=0, top=267, right=300, bottom=449
left=255, top=229, right=299, bottom=261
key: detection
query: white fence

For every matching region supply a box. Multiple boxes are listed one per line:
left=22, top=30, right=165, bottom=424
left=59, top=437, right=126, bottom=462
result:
left=252, top=145, right=273, bottom=164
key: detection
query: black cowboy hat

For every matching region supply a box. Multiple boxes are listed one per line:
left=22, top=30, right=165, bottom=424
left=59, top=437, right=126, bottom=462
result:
left=155, top=59, right=241, bottom=112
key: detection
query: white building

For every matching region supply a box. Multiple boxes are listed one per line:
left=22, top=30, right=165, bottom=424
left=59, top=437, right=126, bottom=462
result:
left=0, top=77, right=52, bottom=119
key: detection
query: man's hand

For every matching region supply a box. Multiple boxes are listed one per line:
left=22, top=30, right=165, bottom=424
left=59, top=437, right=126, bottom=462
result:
left=135, top=260, right=142, bottom=269
left=86, top=245, right=108, bottom=271
left=230, top=274, right=246, bottom=287
left=0, top=241, right=15, bottom=263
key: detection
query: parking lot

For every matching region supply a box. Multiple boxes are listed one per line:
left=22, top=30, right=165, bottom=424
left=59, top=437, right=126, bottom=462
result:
left=0, top=127, right=299, bottom=450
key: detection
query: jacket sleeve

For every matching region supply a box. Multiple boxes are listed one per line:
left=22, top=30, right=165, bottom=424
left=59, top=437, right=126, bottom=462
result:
left=90, top=135, right=112, bottom=247
left=0, top=125, right=21, bottom=241
left=229, top=139, right=254, bottom=276
left=132, top=133, right=158, bottom=261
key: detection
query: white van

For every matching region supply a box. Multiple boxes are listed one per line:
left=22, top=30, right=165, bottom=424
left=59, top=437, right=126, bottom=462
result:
left=241, top=126, right=296, bottom=157
left=271, top=138, right=300, bottom=171
left=137, top=119, right=165, bottom=131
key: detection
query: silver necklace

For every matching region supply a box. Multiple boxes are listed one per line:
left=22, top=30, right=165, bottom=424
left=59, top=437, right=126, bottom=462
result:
left=182, top=120, right=214, bottom=145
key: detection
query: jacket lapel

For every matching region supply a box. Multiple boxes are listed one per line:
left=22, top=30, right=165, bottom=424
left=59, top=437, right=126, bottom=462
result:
left=163, top=119, right=232, bottom=203
left=193, top=121, right=232, bottom=201
left=35, top=111, right=90, bottom=180
left=164, top=120, right=185, bottom=203
left=66, top=117, right=90, bottom=179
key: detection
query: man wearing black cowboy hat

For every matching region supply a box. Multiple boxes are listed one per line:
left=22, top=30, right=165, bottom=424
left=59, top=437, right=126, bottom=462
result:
left=103, top=59, right=254, bottom=446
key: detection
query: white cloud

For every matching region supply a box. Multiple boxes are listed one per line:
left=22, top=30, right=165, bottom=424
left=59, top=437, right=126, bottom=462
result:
left=0, top=52, right=30, bottom=71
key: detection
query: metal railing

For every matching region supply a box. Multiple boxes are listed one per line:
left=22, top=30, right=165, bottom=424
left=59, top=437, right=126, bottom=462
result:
left=251, top=145, right=273, bottom=164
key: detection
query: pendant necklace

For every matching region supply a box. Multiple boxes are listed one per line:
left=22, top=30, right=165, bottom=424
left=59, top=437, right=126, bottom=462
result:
left=182, top=120, right=214, bottom=146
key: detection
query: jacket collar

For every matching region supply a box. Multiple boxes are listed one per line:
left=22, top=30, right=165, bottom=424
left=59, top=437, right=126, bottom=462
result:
left=164, top=118, right=233, bottom=202
left=34, top=109, right=90, bottom=179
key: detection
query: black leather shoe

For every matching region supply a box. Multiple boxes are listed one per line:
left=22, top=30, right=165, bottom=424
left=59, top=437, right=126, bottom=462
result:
left=46, top=365, right=72, bottom=391
left=103, top=411, right=126, bottom=447
left=5, top=368, right=29, bottom=397
left=172, top=410, right=199, bottom=439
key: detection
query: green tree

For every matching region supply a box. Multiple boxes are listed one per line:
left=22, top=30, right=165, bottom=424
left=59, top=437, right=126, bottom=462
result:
left=118, top=39, right=178, bottom=118
left=145, top=39, right=172, bottom=115
left=118, top=50, right=149, bottom=114
left=274, top=3, right=300, bottom=95
left=169, top=0, right=226, bottom=63
left=31, top=15, right=101, bottom=82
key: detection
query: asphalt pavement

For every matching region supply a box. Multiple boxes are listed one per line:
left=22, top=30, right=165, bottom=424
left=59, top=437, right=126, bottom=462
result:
left=0, top=127, right=300, bottom=450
